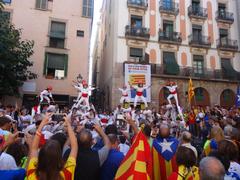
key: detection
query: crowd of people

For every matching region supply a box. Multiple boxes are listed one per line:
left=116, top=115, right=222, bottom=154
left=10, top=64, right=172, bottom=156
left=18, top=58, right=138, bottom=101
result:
left=0, top=101, right=240, bottom=180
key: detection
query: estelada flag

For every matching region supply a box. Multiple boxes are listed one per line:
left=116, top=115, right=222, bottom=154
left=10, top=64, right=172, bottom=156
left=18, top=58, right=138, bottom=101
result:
left=188, top=78, right=195, bottom=103
left=152, top=137, right=179, bottom=180
left=115, top=131, right=152, bottom=180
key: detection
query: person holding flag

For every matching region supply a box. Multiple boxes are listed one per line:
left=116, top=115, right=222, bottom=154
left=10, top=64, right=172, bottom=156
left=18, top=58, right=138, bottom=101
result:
left=152, top=124, right=179, bottom=180
left=188, top=78, right=195, bottom=105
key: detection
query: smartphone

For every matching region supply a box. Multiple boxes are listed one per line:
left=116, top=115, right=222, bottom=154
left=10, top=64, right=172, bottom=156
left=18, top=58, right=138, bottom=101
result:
left=51, top=114, right=65, bottom=122
left=18, top=132, right=25, bottom=138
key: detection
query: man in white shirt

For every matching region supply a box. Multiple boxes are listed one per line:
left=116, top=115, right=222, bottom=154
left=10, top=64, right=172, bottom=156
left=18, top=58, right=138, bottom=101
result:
left=180, top=131, right=198, bottom=159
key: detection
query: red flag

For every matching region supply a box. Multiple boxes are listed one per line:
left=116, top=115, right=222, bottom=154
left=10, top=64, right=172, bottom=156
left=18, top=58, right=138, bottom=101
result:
left=115, top=131, right=152, bottom=180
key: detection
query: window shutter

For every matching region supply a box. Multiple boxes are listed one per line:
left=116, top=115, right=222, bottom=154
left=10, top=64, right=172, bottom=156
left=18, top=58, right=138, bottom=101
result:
left=43, top=53, right=48, bottom=75
left=64, top=54, right=68, bottom=77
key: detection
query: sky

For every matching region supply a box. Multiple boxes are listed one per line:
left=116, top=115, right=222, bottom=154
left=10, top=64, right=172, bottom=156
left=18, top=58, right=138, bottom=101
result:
left=88, top=0, right=103, bottom=85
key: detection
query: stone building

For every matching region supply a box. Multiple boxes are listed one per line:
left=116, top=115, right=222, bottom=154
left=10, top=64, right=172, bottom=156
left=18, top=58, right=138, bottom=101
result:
left=93, top=0, right=240, bottom=110
left=2, top=0, right=93, bottom=107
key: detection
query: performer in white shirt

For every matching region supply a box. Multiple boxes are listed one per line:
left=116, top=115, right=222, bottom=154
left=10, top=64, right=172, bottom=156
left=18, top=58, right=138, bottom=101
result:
left=118, top=84, right=131, bottom=104
left=132, top=82, right=151, bottom=108
left=75, top=80, right=95, bottom=109
left=39, top=86, right=54, bottom=104
left=165, top=82, right=184, bottom=121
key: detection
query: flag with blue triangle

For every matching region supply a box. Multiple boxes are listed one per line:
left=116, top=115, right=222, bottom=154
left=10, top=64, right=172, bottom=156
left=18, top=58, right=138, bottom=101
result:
left=236, top=85, right=240, bottom=108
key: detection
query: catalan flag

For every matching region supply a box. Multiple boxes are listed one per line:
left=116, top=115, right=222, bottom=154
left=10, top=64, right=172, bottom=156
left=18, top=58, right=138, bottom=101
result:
left=152, top=137, right=179, bottom=180
left=115, top=131, right=152, bottom=180
left=129, top=74, right=146, bottom=85
left=188, top=78, right=195, bottom=103
left=203, top=139, right=218, bottom=156
left=168, top=165, right=200, bottom=180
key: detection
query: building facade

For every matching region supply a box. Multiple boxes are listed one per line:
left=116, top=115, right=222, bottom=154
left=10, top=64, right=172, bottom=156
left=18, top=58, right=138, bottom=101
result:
left=93, top=0, right=240, bottom=110
left=2, top=0, right=93, bottom=107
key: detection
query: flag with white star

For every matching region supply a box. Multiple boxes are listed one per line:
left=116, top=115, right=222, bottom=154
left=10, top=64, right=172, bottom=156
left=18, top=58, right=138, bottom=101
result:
left=236, top=85, right=240, bottom=107
left=152, top=137, right=179, bottom=180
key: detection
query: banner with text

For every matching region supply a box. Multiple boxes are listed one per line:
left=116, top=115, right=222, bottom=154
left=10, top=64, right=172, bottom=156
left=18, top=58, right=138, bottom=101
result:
left=124, top=64, right=151, bottom=102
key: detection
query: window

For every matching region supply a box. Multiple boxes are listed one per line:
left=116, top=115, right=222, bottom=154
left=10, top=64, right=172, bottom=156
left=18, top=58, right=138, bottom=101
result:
left=82, top=0, right=93, bottom=18
left=36, top=0, right=48, bottom=10
left=163, top=0, right=173, bottom=10
left=77, top=30, right=84, bottom=37
left=222, top=89, right=231, bottom=102
left=2, top=0, right=11, bottom=4
left=195, top=88, right=204, bottom=101
left=163, top=20, right=174, bottom=37
left=129, top=48, right=144, bottom=62
left=131, top=15, right=143, bottom=28
left=192, top=0, right=200, bottom=13
left=44, top=53, right=68, bottom=79
left=192, top=25, right=202, bottom=41
left=218, top=3, right=226, bottom=18
left=193, top=55, right=204, bottom=76
left=219, top=29, right=228, bottom=45
left=163, top=52, right=179, bottom=75
left=49, top=21, right=66, bottom=49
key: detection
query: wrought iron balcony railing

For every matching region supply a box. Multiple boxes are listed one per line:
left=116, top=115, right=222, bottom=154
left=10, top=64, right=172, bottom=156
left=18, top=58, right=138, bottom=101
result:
left=159, top=0, right=179, bottom=15
left=125, top=25, right=150, bottom=40
left=216, top=11, right=234, bottom=23
left=189, top=35, right=211, bottom=48
left=158, top=30, right=182, bottom=44
left=188, top=5, right=207, bottom=19
left=150, top=64, right=240, bottom=81
left=217, top=39, right=238, bottom=51
left=127, top=0, right=148, bottom=9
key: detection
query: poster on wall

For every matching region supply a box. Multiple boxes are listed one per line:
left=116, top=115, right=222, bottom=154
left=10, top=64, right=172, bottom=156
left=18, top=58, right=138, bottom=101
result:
left=124, top=63, right=151, bottom=102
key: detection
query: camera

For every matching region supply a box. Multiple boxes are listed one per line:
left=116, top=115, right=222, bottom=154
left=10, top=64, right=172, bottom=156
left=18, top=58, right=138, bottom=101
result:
left=84, top=123, right=95, bottom=130
left=51, top=114, right=65, bottom=122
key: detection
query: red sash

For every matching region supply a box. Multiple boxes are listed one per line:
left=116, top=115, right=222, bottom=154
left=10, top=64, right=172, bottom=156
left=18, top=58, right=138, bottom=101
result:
left=101, top=118, right=108, bottom=124
left=137, top=91, right=143, bottom=96
left=82, top=93, right=88, bottom=98
left=170, top=90, right=177, bottom=95
left=123, top=94, right=128, bottom=97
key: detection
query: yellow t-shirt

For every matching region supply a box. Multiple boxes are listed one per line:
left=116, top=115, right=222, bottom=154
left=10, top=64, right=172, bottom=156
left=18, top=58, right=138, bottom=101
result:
left=27, top=156, right=76, bottom=180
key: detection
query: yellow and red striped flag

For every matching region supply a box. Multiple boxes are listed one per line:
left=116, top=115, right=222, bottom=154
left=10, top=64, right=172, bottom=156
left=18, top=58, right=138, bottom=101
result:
left=115, top=131, right=152, bottom=180
left=188, top=78, right=195, bottom=103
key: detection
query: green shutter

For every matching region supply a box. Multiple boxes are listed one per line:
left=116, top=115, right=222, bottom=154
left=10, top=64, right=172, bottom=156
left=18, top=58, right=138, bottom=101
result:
left=163, top=52, right=179, bottom=75
left=43, top=53, right=48, bottom=75
left=221, top=59, right=237, bottom=79
left=64, top=54, right=68, bottom=77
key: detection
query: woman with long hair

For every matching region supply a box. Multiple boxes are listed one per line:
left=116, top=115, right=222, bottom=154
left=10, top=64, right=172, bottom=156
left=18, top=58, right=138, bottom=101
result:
left=27, top=114, right=78, bottom=180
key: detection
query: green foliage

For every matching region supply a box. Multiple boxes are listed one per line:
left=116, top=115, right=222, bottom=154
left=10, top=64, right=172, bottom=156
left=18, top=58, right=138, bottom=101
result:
left=0, top=9, right=37, bottom=97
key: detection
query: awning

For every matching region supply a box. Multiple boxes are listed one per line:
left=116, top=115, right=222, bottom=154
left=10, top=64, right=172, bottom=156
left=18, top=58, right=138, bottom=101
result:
left=163, top=52, right=180, bottom=75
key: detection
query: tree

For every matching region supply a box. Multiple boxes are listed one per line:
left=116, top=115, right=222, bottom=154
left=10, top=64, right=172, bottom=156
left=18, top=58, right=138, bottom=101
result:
left=0, top=3, right=37, bottom=97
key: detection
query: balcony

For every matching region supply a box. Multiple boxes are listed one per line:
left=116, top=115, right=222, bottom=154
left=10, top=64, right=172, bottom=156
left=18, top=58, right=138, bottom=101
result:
left=188, top=5, right=207, bottom=20
left=125, top=25, right=150, bottom=41
left=158, top=30, right=182, bottom=44
left=127, top=0, right=148, bottom=10
left=216, top=11, right=234, bottom=24
left=188, top=35, right=211, bottom=48
left=159, top=1, right=179, bottom=16
left=217, top=39, right=238, bottom=52
left=150, top=65, right=240, bottom=81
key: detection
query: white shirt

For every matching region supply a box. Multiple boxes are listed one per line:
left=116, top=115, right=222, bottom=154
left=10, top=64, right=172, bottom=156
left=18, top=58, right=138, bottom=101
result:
left=229, top=162, right=240, bottom=177
left=0, top=152, right=17, bottom=170
left=132, top=85, right=148, bottom=93
left=165, top=85, right=177, bottom=93
left=119, top=143, right=130, bottom=156
left=119, top=87, right=130, bottom=96
left=40, top=90, right=52, bottom=98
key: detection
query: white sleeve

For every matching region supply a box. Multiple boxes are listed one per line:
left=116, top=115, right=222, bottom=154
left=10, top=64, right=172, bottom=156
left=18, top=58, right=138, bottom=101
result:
left=49, top=93, right=52, bottom=98
left=118, top=88, right=123, bottom=92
